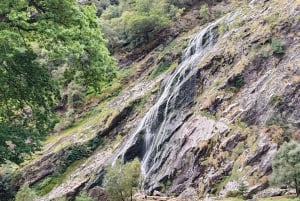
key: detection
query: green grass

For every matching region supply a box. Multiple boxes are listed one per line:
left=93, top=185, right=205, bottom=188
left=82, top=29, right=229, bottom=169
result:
left=33, top=159, right=84, bottom=196
left=150, top=60, right=172, bottom=78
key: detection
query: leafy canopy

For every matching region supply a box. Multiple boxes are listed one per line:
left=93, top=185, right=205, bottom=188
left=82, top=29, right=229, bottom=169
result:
left=271, top=141, right=300, bottom=196
left=0, top=0, right=116, bottom=164
left=104, top=158, right=141, bottom=201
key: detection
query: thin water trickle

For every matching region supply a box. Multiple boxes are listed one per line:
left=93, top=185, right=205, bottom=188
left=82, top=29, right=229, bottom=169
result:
left=111, top=13, right=236, bottom=189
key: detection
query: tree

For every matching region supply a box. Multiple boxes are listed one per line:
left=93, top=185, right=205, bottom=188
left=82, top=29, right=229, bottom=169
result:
left=104, top=158, right=141, bottom=201
left=75, top=192, right=94, bottom=201
left=0, top=0, right=116, bottom=164
left=15, top=183, right=37, bottom=201
left=271, top=141, right=300, bottom=196
left=237, top=181, right=247, bottom=199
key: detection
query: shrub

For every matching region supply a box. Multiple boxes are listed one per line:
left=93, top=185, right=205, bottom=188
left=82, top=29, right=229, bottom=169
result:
left=226, top=190, right=241, bottom=198
left=271, top=141, right=300, bottom=197
left=75, top=192, right=94, bottom=201
left=269, top=95, right=282, bottom=107
left=124, top=13, right=170, bottom=47
left=238, top=181, right=248, bottom=197
left=199, top=4, right=209, bottom=20
left=104, top=158, right=141, bottom=201
left=271, top=38, right=285, bottom=54
left=227, top=74, right=245, bottom=92
left=59, top=145, right=91, bottom=173
left=0, top=171, right=17, bottom=201
left=15, top=183, right=37, bottom=201
left=150, top=60, right=172, bottom=78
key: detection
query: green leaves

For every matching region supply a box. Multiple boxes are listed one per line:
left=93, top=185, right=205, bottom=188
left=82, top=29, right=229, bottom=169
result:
left=271, top=141, right=300, bottom=195
left=0, top=0, right=116, bottom=164
left=104, top=158, right=141, bottom=201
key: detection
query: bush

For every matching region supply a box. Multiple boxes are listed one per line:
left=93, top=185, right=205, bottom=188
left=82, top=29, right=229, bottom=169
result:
left=150, top=60, right=172, bottom=78
left=238, top=181, right=247, bottom=197
left=75, top=192, right=94, bottom=201
left=226, top=190, right=241, bottom=198
left=104, top=158, right=141, bottom=201
left=269, top=95, right=282, bottom=107
left=0, top=171, right=17, bottom=201
left=271, top=141, right=300, bottom=197
left=59, top=145, right=91, bottom=173
left=15, top=183, right=37, bottom=201
left=199, top=4, right=209, bottom=20
left=124, top=13, right=170, bottom=47
left=271, top=38, right=285, bottom=54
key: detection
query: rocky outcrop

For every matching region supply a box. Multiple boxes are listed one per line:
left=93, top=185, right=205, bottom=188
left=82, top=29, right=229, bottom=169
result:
left=18, top=0, right=300, bottom=200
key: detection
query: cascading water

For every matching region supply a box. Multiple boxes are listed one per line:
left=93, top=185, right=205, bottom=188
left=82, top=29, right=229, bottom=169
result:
left=107, top=14, right=236, bottom=191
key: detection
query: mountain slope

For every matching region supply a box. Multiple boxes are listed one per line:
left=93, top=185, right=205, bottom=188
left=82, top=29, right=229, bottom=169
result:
left=17, top=0, right=300, bottom=200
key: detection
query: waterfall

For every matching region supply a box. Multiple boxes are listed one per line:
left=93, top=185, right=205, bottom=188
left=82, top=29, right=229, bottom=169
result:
left=111, top=14, right=235, bottom=190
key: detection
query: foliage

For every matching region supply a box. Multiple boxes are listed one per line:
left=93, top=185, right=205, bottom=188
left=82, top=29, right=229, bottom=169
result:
left=271, top=141, right=300, bottom=197
left=104, top=158, right=141, bottom=201
left=238, top=181, right=247, bottom=198
left=227, top=74, right=245, bottom=92
left=59, top=145, right=91, bottom=173
left=199, top=4, right=209, bottom=20
left=123, top=1, right=171, bottom=47
left=269, top=95, right=282, bottom=107
left=0, top=0, right=116, bottom=164
left=75, top=192, right=94, bottom=201
left=0, top=170, right=19, bottom=201
left=100, top=0, right=188, bottom=49
left=226, top=190, right=242, bottom=198
left=15, top=183, right=36, bottom=201
left=271, top=38, right=285, bottom=54
left=150, top=60, right=172, bottom=78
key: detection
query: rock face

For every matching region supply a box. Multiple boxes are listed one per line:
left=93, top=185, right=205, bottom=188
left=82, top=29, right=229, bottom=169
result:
left=18, top=0, right=300, bottom=200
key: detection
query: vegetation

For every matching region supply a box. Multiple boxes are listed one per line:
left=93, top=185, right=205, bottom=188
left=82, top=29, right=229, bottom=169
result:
left=271, top=141, right=300, bottom=197
left=199, top=4, right=210, bottom=20
left=269, top=95, right=282, bottom=107
left=0, top=0, right=116, bottom=164
left=0, top=170, right=19, bottom=201
left=15, top=183, right=37, bottom=201
left=226, top=74, right=245, bottom=92
left=271, top=38, right=285, bottom=54
left=226, top=190, right=242, bottom=198
left=238, top=181, right=248, bottom=198
left=150, top=59, right=172, bottom=78
left=104, top=158, right=141, bottom=201
left=99, top=0, right=190, bottom=49
left=75, top=192, right=94, bottom=201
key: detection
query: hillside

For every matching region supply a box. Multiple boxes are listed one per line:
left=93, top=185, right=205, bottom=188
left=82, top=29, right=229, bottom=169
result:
left=1, top=0, right=300, bottom=201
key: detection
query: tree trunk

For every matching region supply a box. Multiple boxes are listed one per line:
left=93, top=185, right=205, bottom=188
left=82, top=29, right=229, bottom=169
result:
left=295, top=179, right=299, bottom=197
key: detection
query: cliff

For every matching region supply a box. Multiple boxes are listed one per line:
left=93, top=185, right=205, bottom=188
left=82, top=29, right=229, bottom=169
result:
left=17, top=0, right=300, bottom=200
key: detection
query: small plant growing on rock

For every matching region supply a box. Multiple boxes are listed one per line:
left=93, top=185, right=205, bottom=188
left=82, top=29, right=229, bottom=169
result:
left=269, top=95, right=282, bottom=107
left=238, top=181, right=248, bottom=198
left=199, top=4, right=209, bottom=21
left=225, top=190, right=241, bottom=198
left=271, top=37, right=285, bottom=54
